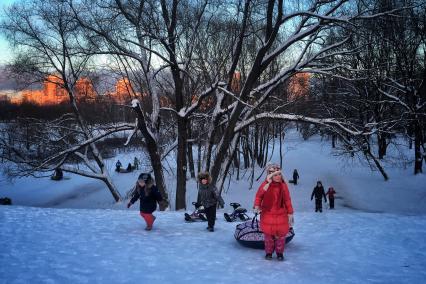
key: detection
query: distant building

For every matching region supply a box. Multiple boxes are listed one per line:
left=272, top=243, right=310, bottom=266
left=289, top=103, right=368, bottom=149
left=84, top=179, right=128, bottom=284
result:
left=0, top=94, right=10, bottom=102
left=115, top=78, right=134, bottom=104
left=10, top=93, right=23, bottom=105
left=75, top=77, right=96, bottom=102
left=7, top=75, right=98, bottom=105
left=287, top=73, right=310, bottom=101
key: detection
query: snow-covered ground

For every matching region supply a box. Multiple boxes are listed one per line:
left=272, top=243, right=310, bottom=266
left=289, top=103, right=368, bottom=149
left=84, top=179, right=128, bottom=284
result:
left=1, top=129, right=426, bottom=283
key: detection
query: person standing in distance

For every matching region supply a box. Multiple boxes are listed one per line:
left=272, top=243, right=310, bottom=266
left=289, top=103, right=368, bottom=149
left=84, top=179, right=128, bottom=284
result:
left=311, top=181, right=327, bottom=212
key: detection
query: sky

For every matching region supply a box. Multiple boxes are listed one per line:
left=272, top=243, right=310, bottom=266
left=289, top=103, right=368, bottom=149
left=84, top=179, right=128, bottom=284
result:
left=0, top=0, right=16, bottom=66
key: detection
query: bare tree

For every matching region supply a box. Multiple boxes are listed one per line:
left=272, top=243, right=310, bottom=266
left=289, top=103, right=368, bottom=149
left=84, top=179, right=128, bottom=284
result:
left=68, top=0, right=225, bottom=209
left=204, top=0, right=385, bottom=187
left=1, top=0, right=126, bottom=201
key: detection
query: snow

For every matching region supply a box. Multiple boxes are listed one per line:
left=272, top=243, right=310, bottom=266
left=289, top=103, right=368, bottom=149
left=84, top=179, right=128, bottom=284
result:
left=1, top=129, right=426, bottom=283
left=131, top=99, right=139, bottom=108
left=1, top=208, right=426, bottom=283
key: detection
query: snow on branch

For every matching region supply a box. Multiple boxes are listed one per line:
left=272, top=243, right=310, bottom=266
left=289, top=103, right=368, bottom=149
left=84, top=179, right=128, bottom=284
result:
left=355, top=7, right=414, bottom=20
left=131, top=98, right=157, bottom=142
left=59, top=165, right=106, bottom=180
left=36, top=124, right=134, bottom=170
left=234, top=113, right=375, bottom=136
left=218, top=86, right=255, bottom=109
left=261, top=23, right=320, bottom=67
left=124, top=118, right=139, bottom=146
left=177, top=82, right=223, bottom=118
left=377, top=88, right=411, bottom=112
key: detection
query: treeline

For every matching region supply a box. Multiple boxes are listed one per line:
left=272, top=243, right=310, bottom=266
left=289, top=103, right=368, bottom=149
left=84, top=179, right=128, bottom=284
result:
left=0, top=100, right=135, bottom=123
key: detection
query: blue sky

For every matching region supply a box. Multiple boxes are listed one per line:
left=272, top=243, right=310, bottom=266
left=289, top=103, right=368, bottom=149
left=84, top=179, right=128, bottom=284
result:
left=0, top=0, right=17, bottom=65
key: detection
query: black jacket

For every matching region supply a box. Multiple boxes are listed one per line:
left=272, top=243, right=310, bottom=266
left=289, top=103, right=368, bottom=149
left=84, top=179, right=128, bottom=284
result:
left=311, top=186, right=327, bottom=202
left=130, top=185, right=163, bottom=213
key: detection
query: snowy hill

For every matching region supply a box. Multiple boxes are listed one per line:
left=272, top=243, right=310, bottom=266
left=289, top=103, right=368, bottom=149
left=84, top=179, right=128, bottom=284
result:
left=1, top=206, right=426, bottom=283
left=1, top=130, right=426, bottom=283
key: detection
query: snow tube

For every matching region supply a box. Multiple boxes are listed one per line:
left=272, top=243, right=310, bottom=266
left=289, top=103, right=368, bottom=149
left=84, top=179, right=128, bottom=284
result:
left=234, top=216, right=295, bottom=249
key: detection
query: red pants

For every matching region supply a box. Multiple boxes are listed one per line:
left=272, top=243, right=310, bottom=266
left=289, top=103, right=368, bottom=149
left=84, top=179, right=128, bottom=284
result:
left=140, top=212, right=156, bottom=229
left=264, top=234, right=285, bottom=254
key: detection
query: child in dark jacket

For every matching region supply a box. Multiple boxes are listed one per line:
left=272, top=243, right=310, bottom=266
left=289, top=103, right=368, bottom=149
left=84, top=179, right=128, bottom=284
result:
left=197, top=171, right=225, bottom=232
left=127, top=173, right=163, bottom=231
left=311, top=181, right=327, bottom=212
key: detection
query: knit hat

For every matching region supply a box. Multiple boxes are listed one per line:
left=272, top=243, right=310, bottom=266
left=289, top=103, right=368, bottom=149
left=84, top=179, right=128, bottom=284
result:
left=265, top=163, right=281, bottom=173
left=197, top=171, right=212, bottom=183
left=138, top=173, right=152, bottom=182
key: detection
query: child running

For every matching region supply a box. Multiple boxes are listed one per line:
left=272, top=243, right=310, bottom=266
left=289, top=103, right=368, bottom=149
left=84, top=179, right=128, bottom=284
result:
left=127, top=173, right=163, bottom=231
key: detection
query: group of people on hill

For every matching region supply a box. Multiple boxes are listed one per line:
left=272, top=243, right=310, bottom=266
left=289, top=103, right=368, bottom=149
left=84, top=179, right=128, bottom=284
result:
left=126, top=162, right=295, bottom=261
left=311, top=181, right=336, bottom=212
left=127, top=162, right=336, bottom=261
left=289, top=168, right=336, bottom=212
left=116, top=157, right=140, bottom=173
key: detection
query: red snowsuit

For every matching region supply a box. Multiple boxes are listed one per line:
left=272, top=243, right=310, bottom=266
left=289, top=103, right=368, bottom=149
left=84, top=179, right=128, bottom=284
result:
left=254, top=180, right=294, bottom=237
left=326, top=187, right=336, bottom=209
left=326, top=187, right=336, bottom=199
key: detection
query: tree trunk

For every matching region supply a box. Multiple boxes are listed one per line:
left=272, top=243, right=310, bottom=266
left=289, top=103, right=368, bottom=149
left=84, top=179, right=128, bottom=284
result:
left=263, top=125, right=270, bottom=167
left=364, top=141, right=389, bottom=181
left=197, top=138, right=202, bottom=174
left=279, top=128, right=284, bottom=169
left=235, top=143, right=240, bottom=181
left=66, top=87, right=123, bottom=202
left=254, top=125, right=259, bottom=164
left=377, top=133, right=387, bottom=159
left=132, top=102, right=169, bottom=210
left=414, top=122, right=423, bottom=174
left=175, top=117, right=188, bottom=210
left=187, top=123, right=195, bottom=179
left=369, top=152, right=389, bottom=181
left=102, top=175, right=122, bottom=202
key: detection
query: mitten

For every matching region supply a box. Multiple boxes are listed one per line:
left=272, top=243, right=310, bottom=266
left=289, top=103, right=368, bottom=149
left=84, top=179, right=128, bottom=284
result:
left=127, top=202, right=131, bottom=208
left=253, top=206, right=261, bottom=214
left=266, top=172, right=275, bottom=183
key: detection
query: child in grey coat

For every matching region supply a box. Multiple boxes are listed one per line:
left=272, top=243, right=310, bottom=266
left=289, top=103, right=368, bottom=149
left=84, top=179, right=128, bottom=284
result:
left=197, top=171, right=225, bottom=232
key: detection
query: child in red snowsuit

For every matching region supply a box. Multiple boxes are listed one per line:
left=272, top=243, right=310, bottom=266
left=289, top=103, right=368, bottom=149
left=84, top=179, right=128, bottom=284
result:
left=254, top=164, right=294, bottom=261
left=326, top=187, right=336, bottom=209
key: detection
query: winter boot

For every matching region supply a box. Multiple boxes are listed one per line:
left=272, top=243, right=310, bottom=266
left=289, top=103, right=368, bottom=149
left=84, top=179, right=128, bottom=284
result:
left=207, top=227, right=214, bottom=232
left=265, top=253, right=273, bottom=260
left=277, top=253, right=284, bottom=261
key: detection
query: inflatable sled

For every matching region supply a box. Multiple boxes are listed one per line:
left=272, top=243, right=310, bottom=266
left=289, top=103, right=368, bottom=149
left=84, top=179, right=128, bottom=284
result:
left=234, top=215, right=295, bottom=249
